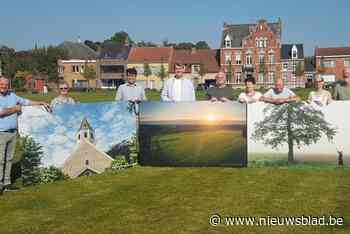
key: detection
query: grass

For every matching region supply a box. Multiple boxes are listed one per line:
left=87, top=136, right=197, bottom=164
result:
left=149, top=129, right=245, bottom=166
left=17, top=87, right=314, bottom=103
left=0, top=166, right=349, bottom=234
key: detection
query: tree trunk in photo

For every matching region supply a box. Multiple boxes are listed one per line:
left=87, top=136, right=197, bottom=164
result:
left=287, top=107, right=294, bottom=162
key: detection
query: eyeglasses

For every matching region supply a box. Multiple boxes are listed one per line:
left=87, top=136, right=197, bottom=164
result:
left=60, top=87, right=68, bottom=90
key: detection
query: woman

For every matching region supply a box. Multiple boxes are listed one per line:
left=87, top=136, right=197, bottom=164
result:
left=308, top=76, right=332, bottom=107
left=50, top=82, right=76, bottom=108
left=238, top=77, right=262, bottom=103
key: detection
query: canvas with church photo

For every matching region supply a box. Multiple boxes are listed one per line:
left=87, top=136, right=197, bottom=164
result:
left=18, top=101, right=137, bottom=179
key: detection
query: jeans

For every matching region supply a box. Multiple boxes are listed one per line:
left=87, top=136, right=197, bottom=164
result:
left=0, top=132, right=17, bottom=187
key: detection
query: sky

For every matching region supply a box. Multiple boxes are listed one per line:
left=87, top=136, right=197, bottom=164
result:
left=140, top=101, right=246, bottom=122
left=18, top=102, right=136, bottom=167
left=0, top=0, right=349, bottom=55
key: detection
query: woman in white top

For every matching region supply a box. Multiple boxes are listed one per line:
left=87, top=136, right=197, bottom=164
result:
left=238, top=77, right=262, bottom=104
left=307, top=76, right=332, bottom=107
left=50, top=82, right=76, bottom=108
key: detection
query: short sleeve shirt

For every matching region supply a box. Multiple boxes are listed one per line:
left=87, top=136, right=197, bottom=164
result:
left=263, top=88, right=296, bottom=99
left=0, top=92, right=30, bottom=131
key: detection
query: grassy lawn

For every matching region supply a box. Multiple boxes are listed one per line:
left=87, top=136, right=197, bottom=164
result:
left=17, top=87, right=314, bottom=103
left=150, top=129, right=245, bottom=166
left=0, top=166, right=349, bottom=234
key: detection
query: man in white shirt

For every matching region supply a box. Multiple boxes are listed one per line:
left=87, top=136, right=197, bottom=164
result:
left=161, top=63, right=195, bottom=102
left=261, top=78, right=300, bottom=104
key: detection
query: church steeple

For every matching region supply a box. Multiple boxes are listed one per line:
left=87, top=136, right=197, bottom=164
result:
left=76, top=118, right=95, bottom=144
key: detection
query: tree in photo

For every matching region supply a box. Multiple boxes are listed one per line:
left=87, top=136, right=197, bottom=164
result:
left=21, top=137, right=43, bottom=186
left=39, top=166, right=68, bottom=184
left=252, top=102, right=337, bottom=162
left=80, top=62, right=96, bottom=91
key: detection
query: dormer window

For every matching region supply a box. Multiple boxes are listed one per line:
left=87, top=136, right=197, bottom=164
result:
left=224, top=35, right=232, bottom=48
left=292, top=45, right=298, bottom=59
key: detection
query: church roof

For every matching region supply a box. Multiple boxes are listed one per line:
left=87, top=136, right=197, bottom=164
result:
left=78, top=118, right=93, bottom=132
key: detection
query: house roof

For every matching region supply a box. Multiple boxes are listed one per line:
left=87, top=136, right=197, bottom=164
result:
left=169, top=49, right=220, bottom=73
left=281, top=44, right=304, bottom=60
left=128, top=47, right=173, bottom=63
left=58, top=41, right=98, bottom=60
left=99, top=42, right=132, bottom=60
left=315, top=47, right=350, bottom=57
left=221, top=19, right=282, bottom=48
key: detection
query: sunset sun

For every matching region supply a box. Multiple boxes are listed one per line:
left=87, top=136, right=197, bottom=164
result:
left=206, top=114, right=217, bottom=122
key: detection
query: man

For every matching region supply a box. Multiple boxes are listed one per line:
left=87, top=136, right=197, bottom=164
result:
left=50, top=82, right=76, bottom=108
left=307, top=76, right=332, bottom=107
left=333, top=68, right=350, bottom=100
left=207, top=71, right=233, bottom=102
left=161, top=63, right=195, bottom=102
left=238, top=77, right=262, bottom=104
left=115, top=68, right=147, bottom=102
left=260, top=78, right=300, bottom=104
left=0, top=76, right=50, bottom=195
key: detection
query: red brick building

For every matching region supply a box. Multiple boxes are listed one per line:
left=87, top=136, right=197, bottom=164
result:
left=220, top=19, right=282, bottom=87
left=315, top=47, right=350, bottom=82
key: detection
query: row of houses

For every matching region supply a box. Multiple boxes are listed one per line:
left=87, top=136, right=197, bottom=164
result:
left=58, top=42, right=220, bottom=90
left=58, top=18, right=350, bottom=90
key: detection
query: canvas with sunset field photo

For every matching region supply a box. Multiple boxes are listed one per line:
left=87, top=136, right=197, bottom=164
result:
left=138, top=101, right=247, bottom=167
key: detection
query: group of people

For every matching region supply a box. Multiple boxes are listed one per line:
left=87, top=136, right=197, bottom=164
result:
left=1, top=63, right=350, bottom=195
left=114, top=62, right=350, bottom=107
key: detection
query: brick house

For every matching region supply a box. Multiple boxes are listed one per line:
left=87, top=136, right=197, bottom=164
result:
left=280, top=44, right=305, bottom=88
left=315, top=47, right=350, bottom=82
left=96, top=42, right=132, bottom=89
left=220, top=19, right=282, bottom=87
left=169, top=48, right=220, bottom=88
left=58, top=41, right=98, bottom=88
left=127, top=47, right=173, bottom=90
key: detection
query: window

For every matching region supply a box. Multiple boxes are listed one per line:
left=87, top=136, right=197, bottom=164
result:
left=236, top=72, right=242, bottom=83
left=258, top=73, right=264, bottom=83
left=58, top=66, right=64, bottom=73
left=292, top=45, right=298, bottom=59
left=344, top=60, right=350, bottom=67
left=235, top=52, right=241, bottom=65
left=85, top=160, right=89, bottom=166
left=84, top=132, right=88, bottom=138
left=259, top=54, right=265, bottom=64
left=283, top=63, right=288, bottom=71
left=263, top=39, right=267, bottom=48
left=225, top=51, right=232, bottom=64
left=224, top=35, right=232, bottom=48
left=78, top=134, right=80, bottom=140
left=269, top=53, right=275, bottom=64
left=192, top=64, right=200, bottom=73
left=283, top=72, right=288, bottom=81
left=246, top=54, right=252, bottom=65
left=256, top=38, right=267, bottom=48
left=72, top=65, right=84, bottom=73
left=90, top=133, right=94, bottom=140
left=268, top=72, right=275, bottom=83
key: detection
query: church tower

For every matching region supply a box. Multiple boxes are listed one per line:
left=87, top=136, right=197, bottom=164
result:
left=76, top=118, right=95, bottom=145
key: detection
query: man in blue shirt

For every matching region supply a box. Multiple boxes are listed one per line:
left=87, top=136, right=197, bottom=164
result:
left=0, top=76, right=50, bottom=195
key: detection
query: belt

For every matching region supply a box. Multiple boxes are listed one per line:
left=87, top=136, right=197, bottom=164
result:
left=1, top=129, right=17, bottom=133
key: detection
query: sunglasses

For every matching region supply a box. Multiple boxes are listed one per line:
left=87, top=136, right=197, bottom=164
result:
left=60, top=87, right=68, bottom=90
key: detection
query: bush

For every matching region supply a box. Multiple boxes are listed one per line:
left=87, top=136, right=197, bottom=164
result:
left=111, top=155, right=129, bottom=170
left=39, top=166, right=69, bottom=184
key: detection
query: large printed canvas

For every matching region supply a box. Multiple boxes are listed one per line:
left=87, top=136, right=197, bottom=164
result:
left=138, top=101, right=247, bottom=167
left=248, top=101, right=350, bottom=166
left=18, top=101, right=137, bottom=178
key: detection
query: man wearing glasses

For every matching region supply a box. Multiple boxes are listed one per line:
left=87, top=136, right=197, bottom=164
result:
left=0, top=76, right=50, bottom=195
left=50, top=82, right=76, bottom=108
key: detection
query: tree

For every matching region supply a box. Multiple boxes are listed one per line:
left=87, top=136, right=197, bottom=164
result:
left=195, top=41, right=210, bottom=49
left=21, top=137, right=43, bottom=186
left=84, top=40, right=102, bottom=51
left=252, top=102, right=337, bottom=162
left=158, top=58, right=168, bottom=82
left=13, top=70, right=31, bottom=90
left=143, top=60, right=152, bottom=78
left=80, top=63, right=96, bottom=91
left=105, top=31, right=134, bottom=45
left=175, top=42, right=195, bottom=50
left=137, top=41, right=158, bottom=47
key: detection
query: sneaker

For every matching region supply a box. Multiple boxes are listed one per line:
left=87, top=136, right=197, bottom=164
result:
left=3, top=184, right=20, bottom=192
